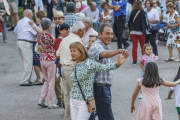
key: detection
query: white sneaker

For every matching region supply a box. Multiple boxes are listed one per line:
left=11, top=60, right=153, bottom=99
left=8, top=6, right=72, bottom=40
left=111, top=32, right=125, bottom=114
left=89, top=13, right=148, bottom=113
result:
left=38, top=101, right=48, bottom=107
left=158, top=29, right=164, bottom=34
left=139, top=93, right=142, bottom=99
left=156, top=56, right=158, bottom=61
left=48, top=104, right=59, bottom=109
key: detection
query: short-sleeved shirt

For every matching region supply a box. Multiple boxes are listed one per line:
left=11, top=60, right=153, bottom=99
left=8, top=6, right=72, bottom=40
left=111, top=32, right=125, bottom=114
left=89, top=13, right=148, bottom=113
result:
left=171, top=84, right=180, bottom=107
left=112, top=0, right=127, bottom=17
left=64, top=13, right=82, bottom=28
left=140, top=54, right=156, bottom=66
left=145, top=8, right=159, bottom=34
left=88, top=39, right=114, bottom=84
left=37, top=33, right=56, bottom=61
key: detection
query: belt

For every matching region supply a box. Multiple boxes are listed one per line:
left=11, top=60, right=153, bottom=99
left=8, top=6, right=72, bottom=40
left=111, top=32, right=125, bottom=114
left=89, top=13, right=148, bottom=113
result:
left=94, top=83, right=112, bottom=88
left=114, top=15, right=125, bottom=19
left=18, top=39, right=33, bottom=43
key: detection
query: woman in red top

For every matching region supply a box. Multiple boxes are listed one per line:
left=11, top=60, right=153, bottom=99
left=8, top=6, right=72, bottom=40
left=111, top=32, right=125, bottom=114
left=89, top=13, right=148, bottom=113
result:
left=54, top=23, right=70, bottom=107
left=37, top=18, right=59, bottom=109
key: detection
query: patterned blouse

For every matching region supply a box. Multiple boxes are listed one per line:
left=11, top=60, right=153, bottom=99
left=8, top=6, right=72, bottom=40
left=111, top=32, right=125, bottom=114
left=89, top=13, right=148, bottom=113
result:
left=37, top=33, right=56, bottom=61
left=70, top=58, right=118, bottom=101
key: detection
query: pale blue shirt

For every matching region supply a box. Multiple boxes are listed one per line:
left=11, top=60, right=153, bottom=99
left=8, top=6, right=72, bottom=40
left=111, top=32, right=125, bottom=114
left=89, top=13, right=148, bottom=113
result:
left=14, top=17, right=37, bottom=42
left=81, top=7, right=99, bottom=22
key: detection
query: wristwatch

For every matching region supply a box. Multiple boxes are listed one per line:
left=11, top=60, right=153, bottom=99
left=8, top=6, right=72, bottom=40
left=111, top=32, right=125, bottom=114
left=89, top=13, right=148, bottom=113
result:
left=33, top=24, right=35, bottom=28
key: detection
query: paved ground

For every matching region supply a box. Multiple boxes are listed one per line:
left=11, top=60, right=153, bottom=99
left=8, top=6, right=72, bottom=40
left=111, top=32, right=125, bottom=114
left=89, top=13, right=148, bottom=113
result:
left=0, top=29, right=179, bottom=120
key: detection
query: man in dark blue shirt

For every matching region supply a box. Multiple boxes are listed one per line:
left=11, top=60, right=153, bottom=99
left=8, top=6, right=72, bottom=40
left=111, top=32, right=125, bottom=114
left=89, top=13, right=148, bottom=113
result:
left=112, top=0, right=130, bottom=49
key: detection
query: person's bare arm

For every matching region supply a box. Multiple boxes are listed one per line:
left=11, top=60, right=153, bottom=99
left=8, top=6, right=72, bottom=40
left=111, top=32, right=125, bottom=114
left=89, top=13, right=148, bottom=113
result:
left=140, top=61, right=145, bottom=72
left=99, top=14, right=103, bottom=22
left=165, top=89, right=174, bottom=100
left=147, top=19, right=159, bottom=24
left=99, top=49, right=129, bottom=59
left=162, top=79, right=180, bottom=87
left=131, top=83, right=141, bottom=113
left=29, top=20, right=42, bottom=33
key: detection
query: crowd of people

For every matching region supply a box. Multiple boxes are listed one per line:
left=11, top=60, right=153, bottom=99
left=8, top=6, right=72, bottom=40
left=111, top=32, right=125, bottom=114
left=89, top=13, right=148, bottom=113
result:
left=1, top=0, right=180, bottom=119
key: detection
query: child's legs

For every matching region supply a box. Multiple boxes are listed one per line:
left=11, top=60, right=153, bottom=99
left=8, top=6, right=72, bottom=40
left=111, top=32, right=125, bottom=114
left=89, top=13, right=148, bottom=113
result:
left=40, top=61, right=49, bottom=102
left=137, top=34, right=145, bottom=55
left=176, top=107, right=180, bottom=120
left=47, top=61, right=56, bottom=105
left=130, top=34, right=138, bottom=62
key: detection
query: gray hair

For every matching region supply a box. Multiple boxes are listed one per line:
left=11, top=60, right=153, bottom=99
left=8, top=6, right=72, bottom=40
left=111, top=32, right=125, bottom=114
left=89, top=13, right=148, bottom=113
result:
left=99, top=23, right=112, bottom=34
left=83, top=17, right=93, bottom=27
left=66, top=2, right=75, bottom=13
left=90, top=2, right=96, bottom=7
left=41, top=18, right=51, bottom=30
left=72, top=21, right=85, bottom=33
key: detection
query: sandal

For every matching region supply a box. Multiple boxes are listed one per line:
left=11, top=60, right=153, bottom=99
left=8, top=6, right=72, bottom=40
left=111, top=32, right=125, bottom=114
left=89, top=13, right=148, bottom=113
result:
left=174, top=59, right=180, bottom=62
left=164, top=57, right=174, bottom=61
left=33, top=80, right=43, bottom=85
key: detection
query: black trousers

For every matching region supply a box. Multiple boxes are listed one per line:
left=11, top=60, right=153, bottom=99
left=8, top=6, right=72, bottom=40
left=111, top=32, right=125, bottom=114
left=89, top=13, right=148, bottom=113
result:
left=113, top=15, right=128, bottom=49
left=145, top=33, right=158, bottom=56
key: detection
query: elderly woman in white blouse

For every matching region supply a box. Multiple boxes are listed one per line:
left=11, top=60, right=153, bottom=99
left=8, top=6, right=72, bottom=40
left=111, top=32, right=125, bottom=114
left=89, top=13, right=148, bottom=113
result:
left=99, top=2, right=113, bottom=25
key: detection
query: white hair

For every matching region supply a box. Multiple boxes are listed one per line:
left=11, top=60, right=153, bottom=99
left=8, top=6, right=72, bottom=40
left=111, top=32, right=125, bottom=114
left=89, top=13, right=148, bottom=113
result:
left=72, top=21, right=85, bottom=33
left=75, top=13, right=85, bottom=19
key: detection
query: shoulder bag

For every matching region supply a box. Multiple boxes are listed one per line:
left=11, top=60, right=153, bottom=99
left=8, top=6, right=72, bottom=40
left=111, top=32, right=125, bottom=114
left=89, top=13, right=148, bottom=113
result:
left=146, top=11, right=160, bottom=34
left=75, top=64, right=96, bottom=113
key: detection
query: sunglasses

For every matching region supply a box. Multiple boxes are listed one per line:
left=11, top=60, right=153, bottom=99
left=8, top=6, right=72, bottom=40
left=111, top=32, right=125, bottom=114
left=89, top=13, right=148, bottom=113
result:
left=54, top=17, right=63, bottom=20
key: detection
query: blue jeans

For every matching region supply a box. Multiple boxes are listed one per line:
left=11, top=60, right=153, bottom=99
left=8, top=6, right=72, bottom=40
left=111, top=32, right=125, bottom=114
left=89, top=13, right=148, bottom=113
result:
left=157, top=22, right=167, bottom=40
left=93, top=85, right=114, bottom=120
left=157, top=22, right=167, bottom=29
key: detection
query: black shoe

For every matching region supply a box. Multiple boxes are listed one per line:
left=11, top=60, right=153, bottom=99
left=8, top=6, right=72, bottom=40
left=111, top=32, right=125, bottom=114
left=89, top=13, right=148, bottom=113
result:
left=8, top=27, right=14, bottom=31
left=88, top=112, right=96, bottom=120
left=56, top=100, right=62, bottom=107
left=124, top=43, right=130, bottom=49
left=133, top=61, right=137, bottom=65
left=20, top=83, right=33, bottom=86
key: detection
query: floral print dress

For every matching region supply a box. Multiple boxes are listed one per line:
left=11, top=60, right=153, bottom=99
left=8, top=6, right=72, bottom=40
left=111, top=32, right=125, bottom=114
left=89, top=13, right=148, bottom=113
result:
left=167, top=11, right=180, bottom=48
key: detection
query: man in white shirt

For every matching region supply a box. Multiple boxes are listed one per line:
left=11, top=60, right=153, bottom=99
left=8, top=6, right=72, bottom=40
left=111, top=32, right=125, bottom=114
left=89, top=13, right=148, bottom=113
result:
left=14, top=9, right=37, bottom=86
left=56, top=21, right=85, bottom=120
left=82, top=17, right=98, bottom=46
left=81, top=2, right=99, bottom=23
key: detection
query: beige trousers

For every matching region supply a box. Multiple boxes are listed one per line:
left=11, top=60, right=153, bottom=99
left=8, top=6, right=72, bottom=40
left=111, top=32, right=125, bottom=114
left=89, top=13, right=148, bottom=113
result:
left=17, top=41, right=33, bottom=84
left=61, top=65, right=73, bottom=120
left=55, top=75, right=64, bottom=103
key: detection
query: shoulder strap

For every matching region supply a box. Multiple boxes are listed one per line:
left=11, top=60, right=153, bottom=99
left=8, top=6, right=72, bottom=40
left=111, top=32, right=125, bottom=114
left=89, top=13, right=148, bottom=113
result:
left=133, top=10, right=141, bottom=23
left=75, top=64, right=87, bottom=102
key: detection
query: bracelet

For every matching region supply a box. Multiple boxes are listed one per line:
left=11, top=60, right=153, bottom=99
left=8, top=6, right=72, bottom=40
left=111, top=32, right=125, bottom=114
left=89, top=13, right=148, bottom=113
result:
left=33, top=25, right=35, bottom=28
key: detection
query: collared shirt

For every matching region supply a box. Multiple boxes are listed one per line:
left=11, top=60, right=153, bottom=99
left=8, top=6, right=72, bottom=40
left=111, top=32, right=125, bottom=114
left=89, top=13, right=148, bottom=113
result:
left=56, top=33, right=83, bottom=66
left=81, top=7, right=99, bottom=22
left=112, top=0, right=127, bottom=17
left=14, top=17, right=37, bottom=42
left=64, top=13, right=82, bottom=27
left=88, top=39, right=114, bottom=84
left=82, top=28, right=98, bottom=46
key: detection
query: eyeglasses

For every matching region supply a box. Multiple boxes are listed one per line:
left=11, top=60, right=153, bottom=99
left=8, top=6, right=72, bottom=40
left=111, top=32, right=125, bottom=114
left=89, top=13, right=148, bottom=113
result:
left=83, top=22, right=89, bottom=24
left=153, top=2, right=157, bottom=4
left=54, top=17, right=63, bottom=20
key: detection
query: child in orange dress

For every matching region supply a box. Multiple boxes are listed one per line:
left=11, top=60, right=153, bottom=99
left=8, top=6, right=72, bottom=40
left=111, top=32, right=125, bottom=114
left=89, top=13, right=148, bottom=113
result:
left=131, top=62, right=180, bottom=120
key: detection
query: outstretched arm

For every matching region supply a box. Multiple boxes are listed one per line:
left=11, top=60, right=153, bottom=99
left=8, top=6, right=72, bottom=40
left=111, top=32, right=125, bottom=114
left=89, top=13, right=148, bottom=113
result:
left=162, top=79, right=180, bottom=87
left=99, top=49, right=129, bottom=59
left=131, top=83, right=141, bottom=113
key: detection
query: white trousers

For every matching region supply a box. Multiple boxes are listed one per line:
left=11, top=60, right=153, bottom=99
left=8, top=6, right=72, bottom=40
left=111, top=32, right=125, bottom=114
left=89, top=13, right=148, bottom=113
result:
left=34, top=0, right=44, bottom=13
left=70, top=98, right=90, bottom=120
left=17, top=41, right=33, bottom=84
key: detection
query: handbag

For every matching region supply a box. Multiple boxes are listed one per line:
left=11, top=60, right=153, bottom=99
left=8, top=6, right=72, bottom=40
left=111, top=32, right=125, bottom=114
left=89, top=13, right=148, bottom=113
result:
left=75, top=64, right=96, bottom=113
left=146, top=11, right=160, bottom=34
